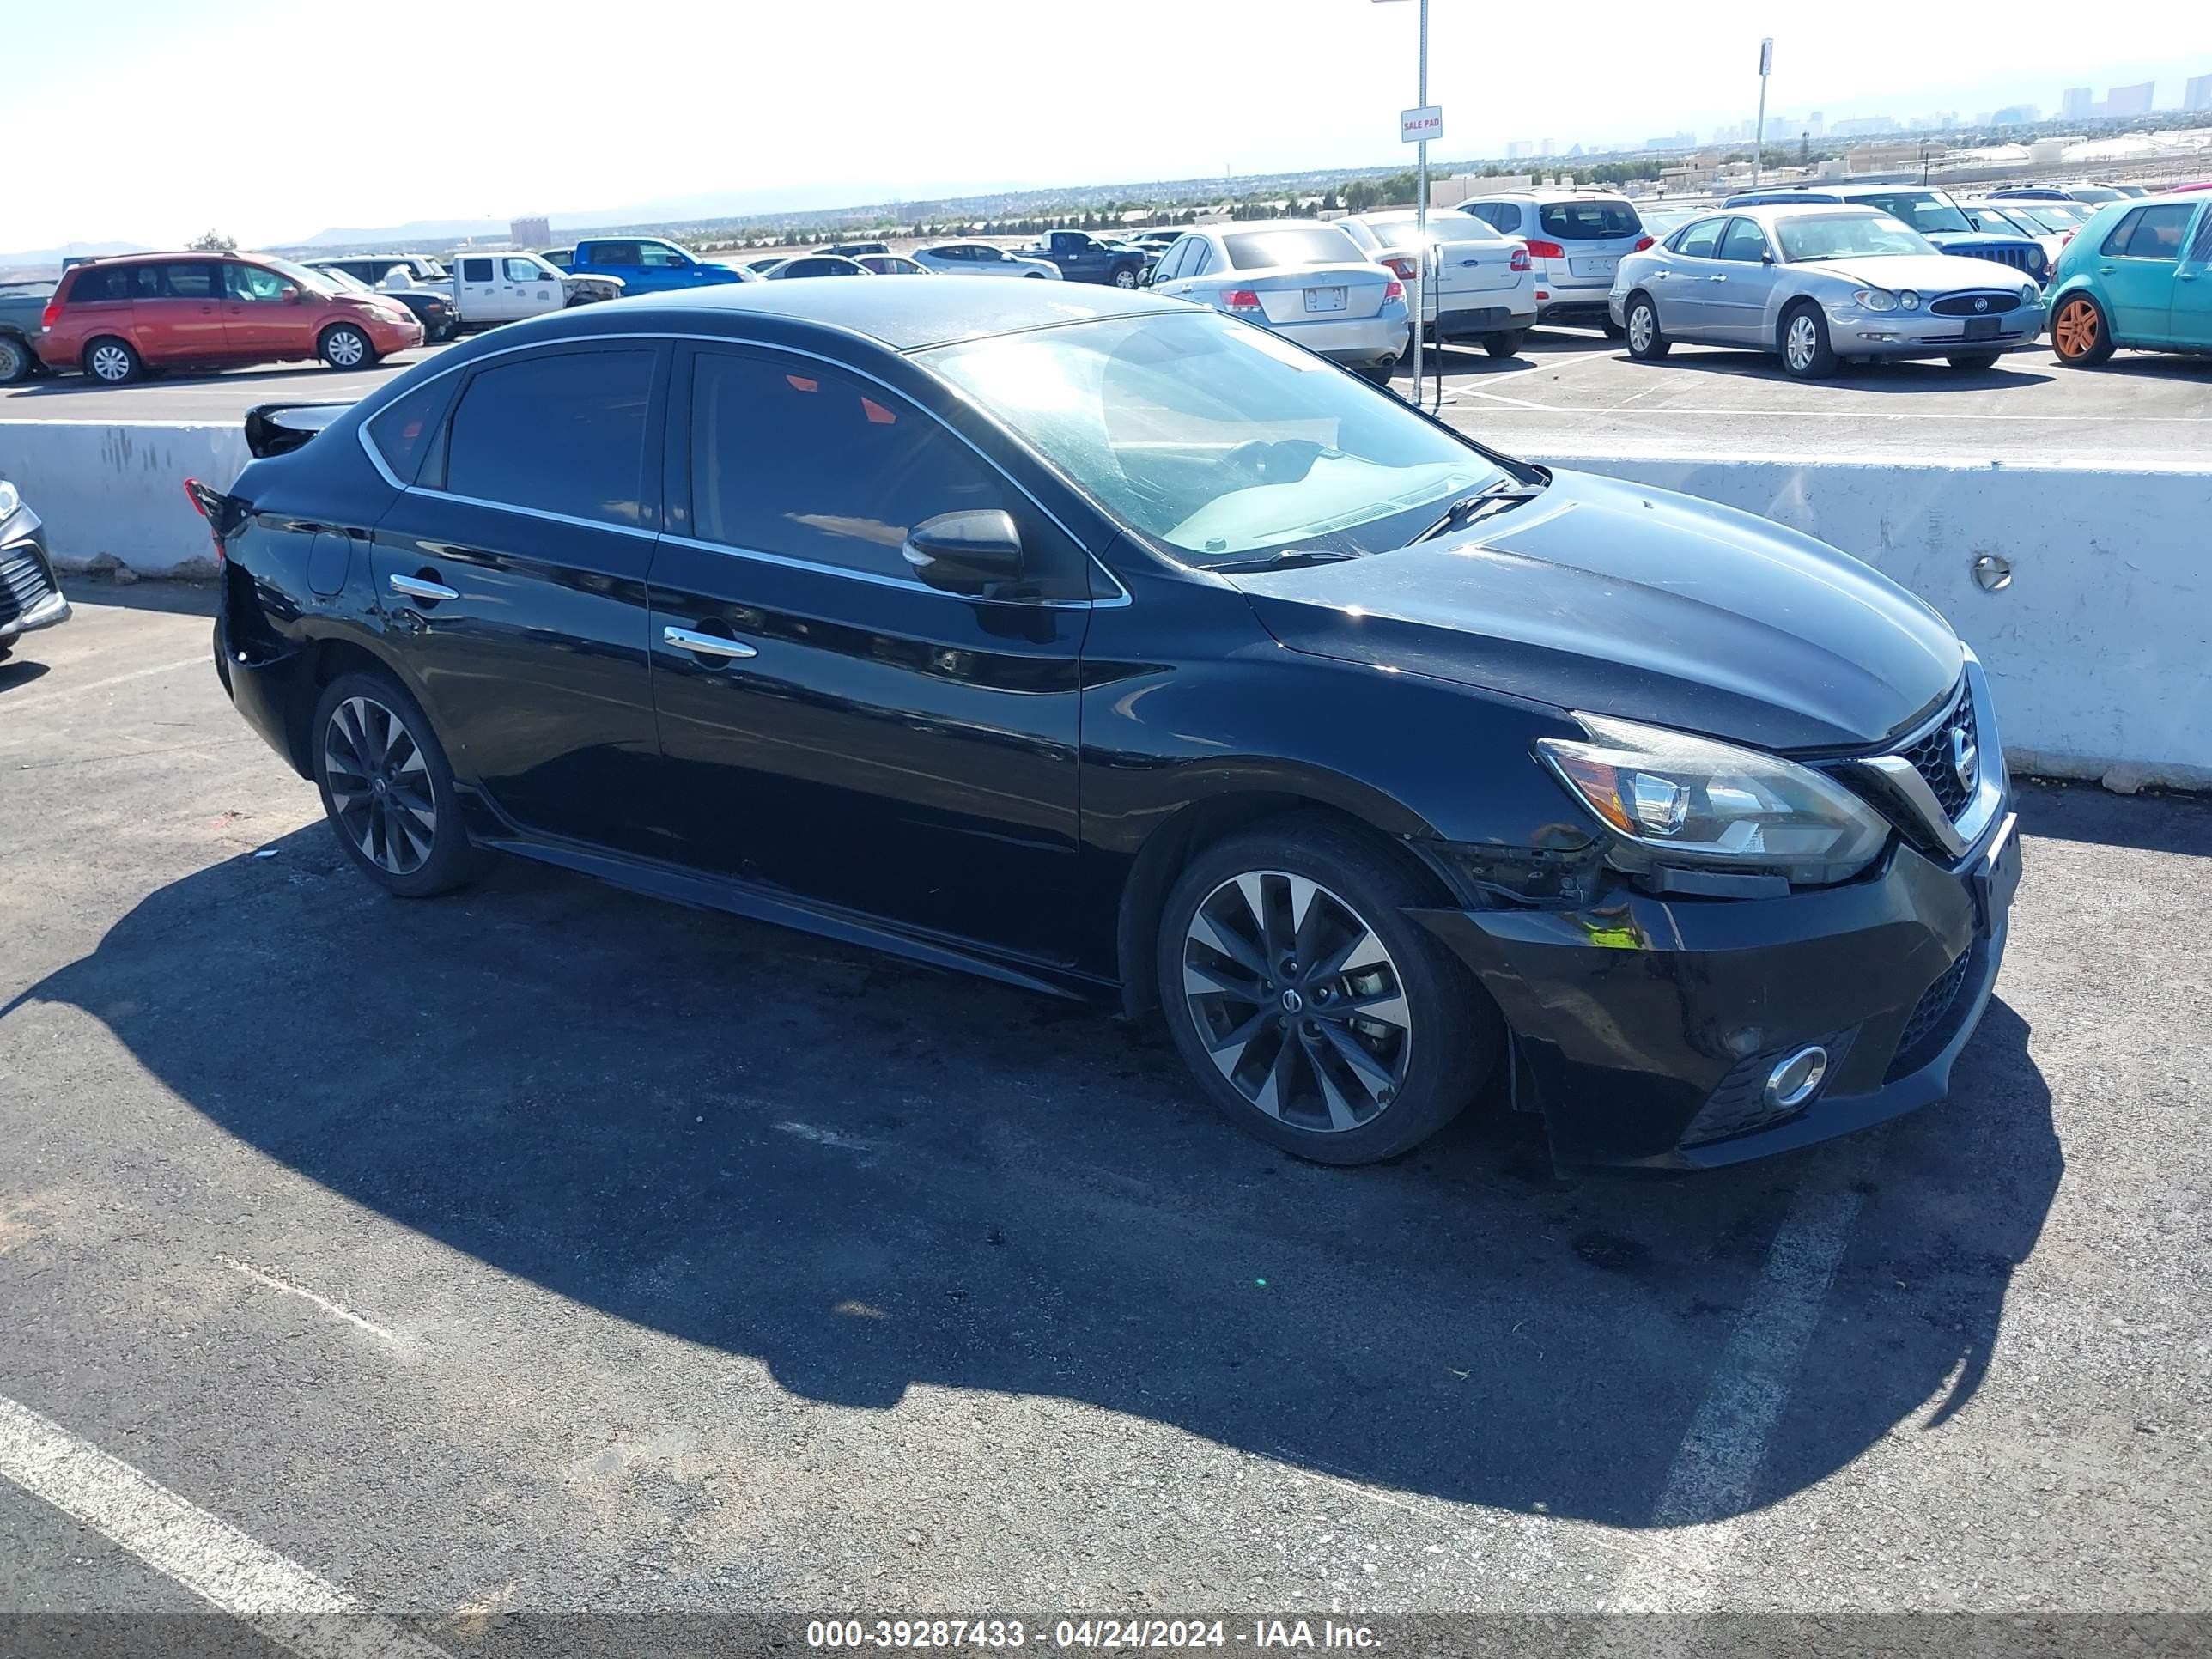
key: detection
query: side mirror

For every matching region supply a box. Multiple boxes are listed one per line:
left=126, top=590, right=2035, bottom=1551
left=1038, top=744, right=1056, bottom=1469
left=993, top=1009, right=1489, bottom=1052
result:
left=1761, top=252, right=1775, bottom=264
left=903, top=509, right=1024, bottom=596
left=279, top=284, right=301, bottom=303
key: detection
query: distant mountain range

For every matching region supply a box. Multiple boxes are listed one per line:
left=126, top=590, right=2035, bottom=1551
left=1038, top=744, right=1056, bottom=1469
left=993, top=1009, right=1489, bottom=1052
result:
left=0, top=240, right=151, bottom=276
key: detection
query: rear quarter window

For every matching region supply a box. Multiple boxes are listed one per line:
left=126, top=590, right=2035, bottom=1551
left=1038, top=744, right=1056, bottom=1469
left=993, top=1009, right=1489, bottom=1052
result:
left=1539, top=200, right=1643, bottom=240
left=363, top=374, right=459, bottom=486
left=67, top=266, right=137, bottom=304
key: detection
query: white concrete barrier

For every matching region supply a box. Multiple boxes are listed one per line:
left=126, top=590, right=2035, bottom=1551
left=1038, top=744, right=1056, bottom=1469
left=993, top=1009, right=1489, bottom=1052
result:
left=0, top=420, right=249, bottom=583
left=1, top=418, right=2204, bottom=789
left=1528, top=451, right=2211, bottom=792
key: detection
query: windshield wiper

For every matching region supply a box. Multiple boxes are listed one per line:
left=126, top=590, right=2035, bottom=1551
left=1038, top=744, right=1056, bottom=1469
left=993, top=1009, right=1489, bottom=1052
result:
left=1208, top=547, right=1363, bottom=574
left=1411, top=477, right=1545, bottom=544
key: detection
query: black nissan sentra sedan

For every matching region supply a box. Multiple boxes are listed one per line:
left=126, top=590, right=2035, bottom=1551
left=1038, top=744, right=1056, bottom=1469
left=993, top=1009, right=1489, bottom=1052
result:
left=200, top=281, right=2020, bottom=1170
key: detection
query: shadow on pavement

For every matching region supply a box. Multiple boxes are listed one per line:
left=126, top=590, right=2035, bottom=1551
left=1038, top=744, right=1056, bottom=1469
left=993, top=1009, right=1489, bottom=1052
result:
left=2012, top=775, right=2212, bottom=856
left=0, top=657, right=52, bottom=690
left=1616, top=345, right=2057, bottom=392
left=8, top=823, right=2060, bottom=1528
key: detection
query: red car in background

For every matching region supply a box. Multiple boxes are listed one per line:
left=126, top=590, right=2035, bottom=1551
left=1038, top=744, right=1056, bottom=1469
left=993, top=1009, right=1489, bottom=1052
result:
left=35, top=252, right=423, bottom=385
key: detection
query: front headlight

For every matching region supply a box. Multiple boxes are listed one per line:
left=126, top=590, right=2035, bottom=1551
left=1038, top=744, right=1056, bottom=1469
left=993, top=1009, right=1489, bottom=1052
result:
left=1535, top=714, right=1892, bottom=886
left=0, top=481, right=18, bottom=521
left=1899, top=289, right=1921, bottom=310
left=1853, top=288, right=1898, bottom=312
left=2021, top=283, right=2039, bottom=304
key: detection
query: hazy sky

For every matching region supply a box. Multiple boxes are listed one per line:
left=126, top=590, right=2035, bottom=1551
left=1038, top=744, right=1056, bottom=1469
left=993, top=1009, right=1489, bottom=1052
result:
left=14, top=0, right=2209, bottom=250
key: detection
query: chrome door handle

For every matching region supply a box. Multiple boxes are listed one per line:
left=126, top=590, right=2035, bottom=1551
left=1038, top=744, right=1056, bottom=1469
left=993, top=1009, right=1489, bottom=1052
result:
left=663, top=625, right=757, bottom=659
left=388, top=574, right=459, bottom=601
left=1708, top=275, right=1726, bottom=283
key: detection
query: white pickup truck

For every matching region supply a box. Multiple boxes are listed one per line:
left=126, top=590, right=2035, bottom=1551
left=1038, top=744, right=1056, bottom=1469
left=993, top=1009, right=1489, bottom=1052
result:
left=311, top=251, right=621, bottom=332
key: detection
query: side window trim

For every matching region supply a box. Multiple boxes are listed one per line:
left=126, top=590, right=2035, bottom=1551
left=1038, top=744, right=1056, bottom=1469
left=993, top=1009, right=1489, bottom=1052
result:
left=667, top=339, right=1103, bottom=605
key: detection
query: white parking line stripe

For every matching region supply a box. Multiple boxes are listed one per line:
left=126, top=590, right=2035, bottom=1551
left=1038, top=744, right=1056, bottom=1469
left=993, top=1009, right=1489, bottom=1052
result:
left=220, top=1255, right=405, bottom=1347
left=0, top=1394, right=448, bottom=1658
left=1605, top=1139, right=1881, bottom=1619
left=0, top=654, right=211, bottom=722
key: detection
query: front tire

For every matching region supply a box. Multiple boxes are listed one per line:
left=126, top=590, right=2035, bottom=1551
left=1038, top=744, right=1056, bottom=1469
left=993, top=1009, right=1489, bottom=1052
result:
left=2051, top=294, right=2115, bottom=366
left=311, top=671, right=481, bottom=898
left=1484, top=330, right=1526, bottom=359
left=83, top=337, right=142, bottom=384
left=318, top=324, right=376, bottom=370
left=1779, top=301, right=1838, bottom=379
left=1156, top=816, right=1499, bottom=1165
left=1947, top=351, right=2002, bottom=371
left=0, top=336, right=33, bottom=385
left=1624, top=293, right=1669, bottom=360
left=1112, top=265, right=1140, bottom=289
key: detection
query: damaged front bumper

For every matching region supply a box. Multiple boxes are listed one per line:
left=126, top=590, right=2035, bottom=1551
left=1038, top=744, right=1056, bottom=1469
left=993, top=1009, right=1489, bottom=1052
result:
left=1413, top=804, right=2021, bottom=1170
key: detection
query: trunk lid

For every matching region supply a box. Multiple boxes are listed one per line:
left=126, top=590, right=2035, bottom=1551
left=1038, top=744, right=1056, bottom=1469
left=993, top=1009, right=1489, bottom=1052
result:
left=1214, top=264, right=1394, bottom=323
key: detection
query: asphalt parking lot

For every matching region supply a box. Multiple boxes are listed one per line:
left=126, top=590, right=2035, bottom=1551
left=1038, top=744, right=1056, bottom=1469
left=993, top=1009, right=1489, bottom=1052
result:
left=7, top=319, right=2209, bottom=467
left=2, top=586, right=2207, bottom=1650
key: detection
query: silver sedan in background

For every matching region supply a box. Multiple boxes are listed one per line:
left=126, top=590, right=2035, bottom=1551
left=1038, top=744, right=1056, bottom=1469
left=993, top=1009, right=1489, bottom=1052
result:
left=1610, top=204, right=2047, bottom=379
left=1144, top=221, right=1409, bottom=383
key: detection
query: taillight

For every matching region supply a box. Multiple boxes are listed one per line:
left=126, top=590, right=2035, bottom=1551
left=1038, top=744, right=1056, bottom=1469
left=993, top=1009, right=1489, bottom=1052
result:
left=1526, top=240, right=1566, bottom=260
left=40, top=295, right=60, bottom=331
left=1384, top=255, right=1419, bottom=281
left=1509, top=246, right=1532, bottom=272
left=1633, top=236, right=1655, bottom=252
left=1382, top=279, right=1404, bottom=302
left=1222, top=288, right=1264, bottom=315
left=183, top=477, right=226, bottom=568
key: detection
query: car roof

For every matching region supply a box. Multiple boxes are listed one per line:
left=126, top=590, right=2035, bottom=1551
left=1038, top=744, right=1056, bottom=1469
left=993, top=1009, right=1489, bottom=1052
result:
left=607, top=275, right=1182, bottom=350
left=1722, top=203, right=1890, bottom=223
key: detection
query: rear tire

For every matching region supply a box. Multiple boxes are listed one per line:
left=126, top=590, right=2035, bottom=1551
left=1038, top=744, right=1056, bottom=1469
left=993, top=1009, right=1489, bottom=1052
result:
left=318, top=324, right=376, bottom=370
left=1946, top=351, right=2002, bottom=371
left=311, top=670, right=482, bottom=898
left=83, top=337, right=142, bottom=385
left=1484, top=331, right=1526, bottom=359
left=1357, top=362, right=1395, bottom=386
left=2051, top=293, right=2115, bottom=366
left=1601, top=317, right=1626, bottom=339
left=0, top=336, right=33, bottom=385
left=1155, top=815, right=1500, bottom=1165
left=1779, top=301, right=1838, bottom=379
left=1624, top=293, right=1669, bottom=360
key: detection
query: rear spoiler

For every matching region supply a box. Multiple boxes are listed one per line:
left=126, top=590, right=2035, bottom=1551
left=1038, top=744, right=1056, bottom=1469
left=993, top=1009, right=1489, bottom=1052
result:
left=244, top=401, right=355, bottom=459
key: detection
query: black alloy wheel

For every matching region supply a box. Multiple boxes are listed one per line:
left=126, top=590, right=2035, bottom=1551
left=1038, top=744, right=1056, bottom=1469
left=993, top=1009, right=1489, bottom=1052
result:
left=311, top=671, right=480, bottom=896
left=1157, top=817, right=1498, bottom=1164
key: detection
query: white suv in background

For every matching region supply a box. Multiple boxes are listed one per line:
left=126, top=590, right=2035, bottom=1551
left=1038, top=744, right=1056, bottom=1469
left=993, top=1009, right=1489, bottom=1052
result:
left=1457, top=191, right=1653, bottom=332
left=911, top=242, right=1063, bottom=279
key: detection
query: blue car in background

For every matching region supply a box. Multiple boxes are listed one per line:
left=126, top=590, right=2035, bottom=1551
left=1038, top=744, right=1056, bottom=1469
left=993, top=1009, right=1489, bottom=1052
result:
left=1722, top=186, right=2051, bottom=283
left=562, top=235, right=747, bottom=295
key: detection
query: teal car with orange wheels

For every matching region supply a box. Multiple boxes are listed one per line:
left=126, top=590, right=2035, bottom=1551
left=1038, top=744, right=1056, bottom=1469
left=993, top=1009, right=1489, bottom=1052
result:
left=2047, top=191, right=2212, bottom=366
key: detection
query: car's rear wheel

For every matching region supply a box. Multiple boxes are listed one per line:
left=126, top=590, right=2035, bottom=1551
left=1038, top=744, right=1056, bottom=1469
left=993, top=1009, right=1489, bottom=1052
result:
left=1947, top=351, right=2002, bottom=371
left=318, top=324, right=375, bottom=370
left=2051, top=294, right=2115, bottom=366
left=1780, top=301, right=1838, bottom=378
left=1357, top=362, right=1395, bottom=386
left=0, top=336, right=33, bottom=385
left=1485, top=330, right=1526, bottom=358
left=1601, top=317, right=1626, bottom=339
left=311, top=671, right=481, bottom=898
left=84, top=337, right=141, bottom=384
left=1624, top=293, right=1669, bottom=360
left=1156, top=817, right=1499, bottom=1165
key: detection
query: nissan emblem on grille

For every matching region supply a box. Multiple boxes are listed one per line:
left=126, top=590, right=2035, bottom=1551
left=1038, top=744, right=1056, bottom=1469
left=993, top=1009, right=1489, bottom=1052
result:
left=1952, top=723, right=1978, bottom=792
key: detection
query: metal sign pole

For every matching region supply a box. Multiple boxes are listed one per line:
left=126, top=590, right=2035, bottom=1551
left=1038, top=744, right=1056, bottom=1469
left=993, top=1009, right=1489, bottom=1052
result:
left=1412, top=0, right=1428, bottom=403
left=1753, top=38, right=1773, bottom=187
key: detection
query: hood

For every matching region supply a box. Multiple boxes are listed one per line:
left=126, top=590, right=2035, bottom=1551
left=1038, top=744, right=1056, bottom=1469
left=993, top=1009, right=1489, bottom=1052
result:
left=1227, top=468, right=1963, bottom=753
left=1798, top=252, right=2030, bottom=293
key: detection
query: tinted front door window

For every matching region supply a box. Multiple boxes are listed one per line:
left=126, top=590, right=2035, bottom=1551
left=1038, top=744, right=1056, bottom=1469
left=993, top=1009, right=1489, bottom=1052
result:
left=649, top=345, right=1088, bottom=958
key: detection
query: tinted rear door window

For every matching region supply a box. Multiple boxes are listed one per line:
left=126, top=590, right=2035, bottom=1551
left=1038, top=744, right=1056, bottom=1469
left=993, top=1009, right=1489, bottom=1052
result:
left=460, top=258, right=495, bottom=283
left=443, top=348, right=657, bottom=527
left=1538, top=200, right=1642, bottom=240
left=158, top=261, right=222, bottom=299
left=592, top=242, right=642, bottom=265
left=1674, top=218, right=1726, bottom=259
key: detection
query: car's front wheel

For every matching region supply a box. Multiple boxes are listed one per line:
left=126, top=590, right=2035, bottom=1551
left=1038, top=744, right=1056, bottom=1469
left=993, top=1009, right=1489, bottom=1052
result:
left=1156, top=817, right=1498, bottom=1165
left=311, top=671, right=481, bottom=897
left=1113, top=266, right=1140, bottom=289
left=318, top=324, right=376, bottom=370
left=1779, top=301, right=1838, bottom=379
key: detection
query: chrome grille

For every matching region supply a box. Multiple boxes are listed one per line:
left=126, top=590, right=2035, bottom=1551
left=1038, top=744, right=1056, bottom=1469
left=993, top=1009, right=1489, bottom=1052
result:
left=0, top=547, right=54, bottom=626
left=1930, top=292, right=2021, bottom=317
left=1899, top=683, right=1978, bottom=821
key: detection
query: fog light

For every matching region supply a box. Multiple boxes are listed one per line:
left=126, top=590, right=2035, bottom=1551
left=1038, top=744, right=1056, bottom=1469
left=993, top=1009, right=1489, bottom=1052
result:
left=1764, top=1045, right=1828, bottom=1110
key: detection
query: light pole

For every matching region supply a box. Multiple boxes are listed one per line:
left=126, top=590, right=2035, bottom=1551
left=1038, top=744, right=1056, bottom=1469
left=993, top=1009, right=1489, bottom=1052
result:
left=1752, top=37, right=1773, bottom=187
